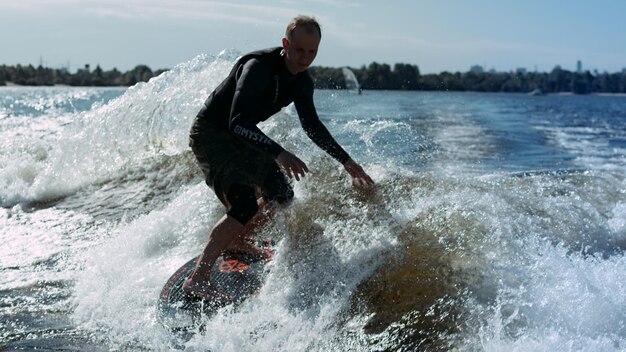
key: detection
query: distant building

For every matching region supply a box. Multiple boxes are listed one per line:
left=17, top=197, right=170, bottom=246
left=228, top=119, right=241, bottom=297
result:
left=577, top=60, right=582, bottom=73
left=516, top=67, right=527, bottom=75
left=470, top=65, right=484, bottom=73
left=76, top=64, right=91, bottom=76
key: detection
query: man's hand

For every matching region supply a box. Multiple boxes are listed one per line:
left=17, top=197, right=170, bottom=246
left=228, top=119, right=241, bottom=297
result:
left=276, top=150, right=309, bottom=181
left=343, top=159, right=375, bottom=187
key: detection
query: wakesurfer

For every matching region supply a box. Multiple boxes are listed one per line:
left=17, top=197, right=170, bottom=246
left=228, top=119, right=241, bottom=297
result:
left=184, top=15, right=375, bottom=302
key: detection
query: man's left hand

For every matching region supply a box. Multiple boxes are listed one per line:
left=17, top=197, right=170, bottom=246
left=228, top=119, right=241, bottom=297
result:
left=343, top=159, right=375, bottom=187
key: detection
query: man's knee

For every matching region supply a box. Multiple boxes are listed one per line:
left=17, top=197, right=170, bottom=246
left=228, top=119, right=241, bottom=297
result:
left=268, top=188, right=294, bottom=206
left=226, top=184, right=259, bottom=225
left=263, top=167, right=294, bottom=207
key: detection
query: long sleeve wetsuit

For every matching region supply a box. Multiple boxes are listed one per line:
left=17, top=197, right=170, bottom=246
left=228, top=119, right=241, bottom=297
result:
left=196, top=47, right=350, bottom=164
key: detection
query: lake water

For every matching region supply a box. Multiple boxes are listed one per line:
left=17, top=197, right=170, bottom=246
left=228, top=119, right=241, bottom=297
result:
left=1, top=52, right=625, bottom=351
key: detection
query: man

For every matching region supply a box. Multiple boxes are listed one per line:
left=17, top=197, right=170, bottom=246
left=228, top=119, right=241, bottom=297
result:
left=184, top=15, right=375, bottom=301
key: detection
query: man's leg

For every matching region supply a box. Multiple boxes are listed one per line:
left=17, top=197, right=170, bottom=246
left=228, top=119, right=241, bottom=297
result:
left=182, top=214, right=243, bottom=301
left=183, top=186, right=272, bottom=301
left=228, top=165, right=294, bottom=254
left=225, top=197, right=274, bottom=254
left=182, top=204, right=275, bottom=301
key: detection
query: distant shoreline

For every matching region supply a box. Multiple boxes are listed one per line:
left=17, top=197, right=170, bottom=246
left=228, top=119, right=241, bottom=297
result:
left=3, top=84, right=626, bottom=97
left=2, top=82, right=121, bottom=88
left=1, top=64, right=165, bottom=87
left=3, top=62, right=626, bottom=94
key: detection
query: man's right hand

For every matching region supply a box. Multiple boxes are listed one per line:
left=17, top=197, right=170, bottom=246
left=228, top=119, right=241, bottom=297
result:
left=276, top=150, right=309, bottom=181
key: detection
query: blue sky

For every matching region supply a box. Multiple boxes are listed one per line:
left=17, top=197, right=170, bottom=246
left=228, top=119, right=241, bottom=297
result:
left=1, top=0, right=625, bottom=73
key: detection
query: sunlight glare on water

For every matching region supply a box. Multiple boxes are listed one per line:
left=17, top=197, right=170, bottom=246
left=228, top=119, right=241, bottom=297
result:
left=1, top=53, right=625, bottom=351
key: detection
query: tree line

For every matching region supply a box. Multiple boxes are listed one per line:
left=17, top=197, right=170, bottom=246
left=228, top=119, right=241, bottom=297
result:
left=3, top=62, right=626, bottom=94
left=0, top=64, right=166, bottom=87
left=310, top=63, right=626, bottom=94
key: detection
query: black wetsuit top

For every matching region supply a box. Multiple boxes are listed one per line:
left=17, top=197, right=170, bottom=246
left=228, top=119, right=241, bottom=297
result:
left=196, top=47, right=350, bottom=164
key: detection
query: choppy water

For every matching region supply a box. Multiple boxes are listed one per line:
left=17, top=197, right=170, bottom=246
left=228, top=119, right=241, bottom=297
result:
left=1, top=51, right=625, bottom=351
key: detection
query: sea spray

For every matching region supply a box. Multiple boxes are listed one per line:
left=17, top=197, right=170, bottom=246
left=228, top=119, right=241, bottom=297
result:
left=0, top=51, right=239, bottom=207
left=1, top=54, right=624, bottom=351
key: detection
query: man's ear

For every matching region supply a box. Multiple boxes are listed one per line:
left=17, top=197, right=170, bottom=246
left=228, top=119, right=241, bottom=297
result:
left=282, top=37, right=289, bottom=50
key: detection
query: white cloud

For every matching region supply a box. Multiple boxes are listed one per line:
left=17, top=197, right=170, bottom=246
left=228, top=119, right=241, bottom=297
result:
left=277, top=0, right=360, bottom=9
left=0, top=0, right=83, bottom=11
left=0, top=0, right=299, bottom=26
left=307, top=0, right=361, bottom=8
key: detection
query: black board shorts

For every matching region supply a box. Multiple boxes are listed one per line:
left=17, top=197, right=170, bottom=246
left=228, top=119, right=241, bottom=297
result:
left=189, top=118, right=290, bottom=208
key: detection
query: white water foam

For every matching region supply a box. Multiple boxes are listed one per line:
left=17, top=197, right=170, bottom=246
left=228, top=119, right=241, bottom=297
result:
left=70, top=170, right=395, bottom=350
left=540, top=125, right=626, bottom=172
left=0, top=51, right=239, bottom=207
left=476, top=237, right=626, bottom=352
left=4, top=55, right=624, bottom=351
left=63, top=51, right=396, bottom=350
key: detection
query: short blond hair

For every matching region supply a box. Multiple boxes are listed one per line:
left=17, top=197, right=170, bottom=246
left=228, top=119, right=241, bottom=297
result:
left=285, top=15, right=321, bottom=41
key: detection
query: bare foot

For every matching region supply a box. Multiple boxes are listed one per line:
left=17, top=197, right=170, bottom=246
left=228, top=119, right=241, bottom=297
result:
left=182, top=278, right=231, bottom=304
left=225, top=238, right=268, bottom=259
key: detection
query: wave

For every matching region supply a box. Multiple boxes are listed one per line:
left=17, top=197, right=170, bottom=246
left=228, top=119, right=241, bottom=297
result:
left=0, top=50, right=240, bottom=208
left=2, top=51, right=624, bottom=350
left=69, top=156, right=625, bottom=350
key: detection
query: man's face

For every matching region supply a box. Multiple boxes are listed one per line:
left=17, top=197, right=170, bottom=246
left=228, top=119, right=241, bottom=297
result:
left=282, top=27, right=320, bottom=74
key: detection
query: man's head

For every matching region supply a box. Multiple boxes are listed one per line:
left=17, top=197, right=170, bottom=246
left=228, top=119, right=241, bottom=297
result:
left=282, top=16, right=321, bottom=74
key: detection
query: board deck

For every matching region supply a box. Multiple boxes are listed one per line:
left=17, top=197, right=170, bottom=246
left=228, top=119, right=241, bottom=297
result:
left=158, top=246, right=272, bottom=333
